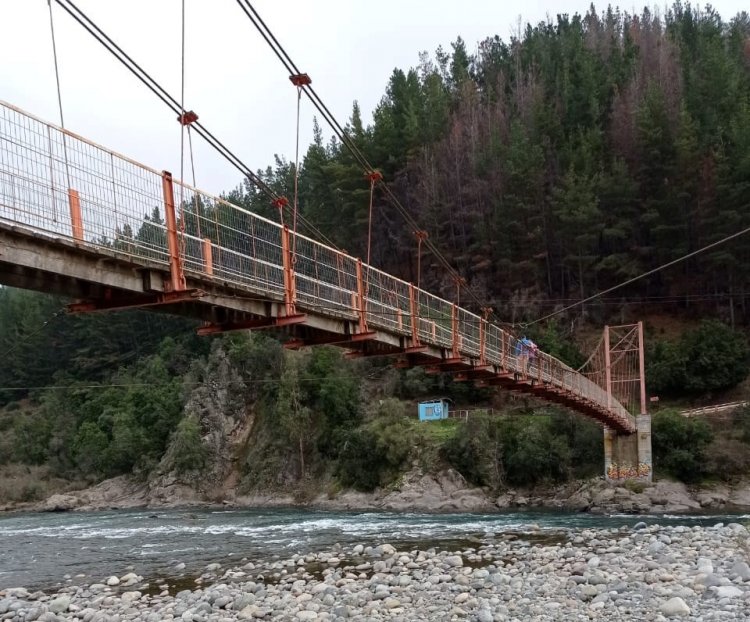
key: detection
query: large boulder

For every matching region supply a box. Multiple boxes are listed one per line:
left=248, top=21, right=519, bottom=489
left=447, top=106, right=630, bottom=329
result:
left=42, top=494, right=80, bottom=512
left=378, top=468, right=495, bottom=512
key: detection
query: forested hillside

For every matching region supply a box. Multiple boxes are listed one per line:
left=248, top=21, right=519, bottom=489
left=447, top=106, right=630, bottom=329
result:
left=2, top=3, right=750, bottom=503
left=230, top=3, right=750, bottom=326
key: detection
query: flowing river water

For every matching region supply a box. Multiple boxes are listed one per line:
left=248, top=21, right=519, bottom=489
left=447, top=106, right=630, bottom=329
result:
left=1, top=508, right=747, bottom=591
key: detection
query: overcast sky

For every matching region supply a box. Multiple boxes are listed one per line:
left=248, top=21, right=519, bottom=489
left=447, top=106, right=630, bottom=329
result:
left=2, top=1, right=747, bottom=196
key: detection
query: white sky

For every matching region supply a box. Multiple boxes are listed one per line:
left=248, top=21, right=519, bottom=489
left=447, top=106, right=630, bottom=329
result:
left=2, top=1, right=747, bottom=196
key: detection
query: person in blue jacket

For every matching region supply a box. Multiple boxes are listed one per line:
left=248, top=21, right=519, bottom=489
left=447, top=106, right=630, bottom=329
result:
left=515, top=336, right=538, bottom=376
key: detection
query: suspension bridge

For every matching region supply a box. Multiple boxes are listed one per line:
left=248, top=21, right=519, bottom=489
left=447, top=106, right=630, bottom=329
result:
left=0, top=100, right=652, bottom=480
left=0, top=1, right=652, bottom=482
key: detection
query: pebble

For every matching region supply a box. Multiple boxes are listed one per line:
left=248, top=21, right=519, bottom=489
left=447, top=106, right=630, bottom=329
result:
left=2, top=525, right=748, bottom=621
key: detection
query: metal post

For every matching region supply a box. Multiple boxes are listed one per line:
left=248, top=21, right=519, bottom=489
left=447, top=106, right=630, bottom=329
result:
left=280, top=224, right=296, bottom=317
left=638, top=321, right=647, bottom=415
left=409, top=284, right=420, bottom=347
left=68, top=189, right=83, bottom=241
left=604, top=325, right=612, bottom=411
left=355, top=259, right=367, bottom=333
left=203, top=238, right=213, bottom=276
left=451, top=304, right=459, bottom=359
left=637, top=320, right=652, bottom=481
left=161, top=171, right=186, bottom=292
left=479, top=307, right=491, bottom=365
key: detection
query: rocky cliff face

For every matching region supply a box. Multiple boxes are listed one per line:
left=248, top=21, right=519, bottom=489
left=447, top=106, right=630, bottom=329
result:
left=148, top=344, right=254, bottom=505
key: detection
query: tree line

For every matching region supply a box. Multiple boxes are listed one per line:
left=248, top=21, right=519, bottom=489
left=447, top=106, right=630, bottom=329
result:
left=220, top=3, right=750, bottom=326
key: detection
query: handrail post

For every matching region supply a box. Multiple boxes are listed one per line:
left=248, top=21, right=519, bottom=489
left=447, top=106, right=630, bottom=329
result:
left=479, top=307, right=491, bottom=365
left=638, top=321, right=647, bottom=415
left=451, top=303, right=459, bottom=359
left=67, top=189, right=83, bottom=241
left=478, top=317, right=486, bottom=365
left=409, top=284, right=420, bottom=347
left=281, top=224, right=296, bottom=317
left=604, top=325, right=612, bottom=411
left=202, top=238, right=213, bottom=276
left=161, top=171, right=186, bottom=292
left=355, top=259, right=368, bottom=333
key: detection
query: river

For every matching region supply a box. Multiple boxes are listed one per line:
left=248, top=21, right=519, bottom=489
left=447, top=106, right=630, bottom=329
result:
left=1, top=508, right=747, bottom=591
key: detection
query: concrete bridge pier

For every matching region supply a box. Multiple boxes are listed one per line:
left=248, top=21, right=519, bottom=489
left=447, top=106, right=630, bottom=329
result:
left=603, top=414, right=652, bottom=482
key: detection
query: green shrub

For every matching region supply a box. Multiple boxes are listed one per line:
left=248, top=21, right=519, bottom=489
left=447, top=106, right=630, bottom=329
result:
left=441, top=412, right=576, bottom=489
left=13, top=413, right=52, bottom=465
left=337, top=411, right=415, bottom=492
left=170, top=415, right=208, bottom=475
left=336, top=429, right=387, bottom=492
left=704, top=437, right=750, bottom=482
left=648, top=320, right=750, bottom=396
left=652, top=410, right=713, bottom=482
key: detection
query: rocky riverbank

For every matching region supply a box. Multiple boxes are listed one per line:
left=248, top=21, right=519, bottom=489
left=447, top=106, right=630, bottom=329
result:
left=2, top=522, right=750, bottom=620
left=12, top=468, right=750, bottom=516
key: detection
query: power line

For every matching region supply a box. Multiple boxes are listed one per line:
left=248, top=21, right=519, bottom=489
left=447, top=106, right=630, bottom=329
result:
left=527, top=225, right=750, bottom=325
left=0, top=307, right=65, bottom=361
left=0, top=373, right=392, bottom=393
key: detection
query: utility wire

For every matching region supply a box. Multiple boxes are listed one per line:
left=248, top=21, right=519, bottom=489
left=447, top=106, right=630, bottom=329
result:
left=527, top=225, right=750, bottom=326
left=0, top=307, right=65, bottom=361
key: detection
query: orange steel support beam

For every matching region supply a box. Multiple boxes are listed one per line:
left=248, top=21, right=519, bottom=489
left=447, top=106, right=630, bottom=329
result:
left=355, top=259, right=368, bottom=333
left=409, top=284, right=420, bottom=346
left=203, top=238, right=213, bottom=276
left=451, top=304, right=459, bottom=359
left=197, top=314, right=307, bottom=336
left=604, top=325, right=612, bottom=411
left=68, top=288, right=203, bottom=313
left=638, top=320, right=647, bottom=415
left=280, top=225, right=296, bottom=316
left=479, top=307, right=491, bottom=365
left=161, top=171, right=186, bottom=292
left=68, top=189, right=83, bottom=242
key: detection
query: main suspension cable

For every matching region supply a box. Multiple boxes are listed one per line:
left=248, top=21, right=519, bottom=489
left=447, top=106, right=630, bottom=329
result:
left=51, top=0, right=338, bottom=249
left=234, top=0, right=491, bottom=313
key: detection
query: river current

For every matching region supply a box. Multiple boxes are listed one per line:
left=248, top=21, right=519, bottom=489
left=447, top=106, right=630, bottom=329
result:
left=1, top=508, right=747, bottom=591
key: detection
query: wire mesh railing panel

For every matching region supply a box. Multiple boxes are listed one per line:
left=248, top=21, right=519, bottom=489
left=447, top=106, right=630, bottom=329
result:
left=171, top=181, right=286, bottom=298
left=457, top=308, right=481, bottom=358
left=416, top=289, right=453, bottom=349
left=292, top=234, right=358, bottom=317
left=0, top=102, right=170, bottom=266
left=485, top=325, right=503, bottom=367
left=365, top=267, right=411, bottom=336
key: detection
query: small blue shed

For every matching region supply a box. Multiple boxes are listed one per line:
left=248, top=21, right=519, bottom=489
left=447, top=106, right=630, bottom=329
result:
left=418, top=398, right=450, bottom=421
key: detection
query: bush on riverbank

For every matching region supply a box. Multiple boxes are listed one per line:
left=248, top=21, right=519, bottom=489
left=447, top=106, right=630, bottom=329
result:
left=440, top=410, right=602, bottom=490
left=652, top=410, right=714, bottom=482
left=647, top=320, right=750, bottom=397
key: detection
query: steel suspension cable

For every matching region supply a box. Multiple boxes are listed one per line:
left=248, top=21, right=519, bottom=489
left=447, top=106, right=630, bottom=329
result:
left=51, top=0, right=338, bottom=249
left=234, top=0, right=491, bottom=313
left=178, top=0, right=187, bottom=284
left=47, top=0, right=66, bottom=130
left=46, top=0, right=71, bottom=206
left=292, top=84, right=302, bottom=261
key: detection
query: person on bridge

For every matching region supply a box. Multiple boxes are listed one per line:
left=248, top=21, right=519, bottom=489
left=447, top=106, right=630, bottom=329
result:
left=515, top=336, right=536, bottom=376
